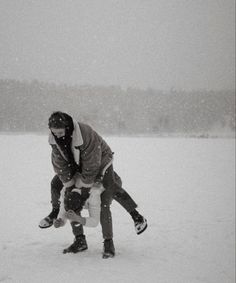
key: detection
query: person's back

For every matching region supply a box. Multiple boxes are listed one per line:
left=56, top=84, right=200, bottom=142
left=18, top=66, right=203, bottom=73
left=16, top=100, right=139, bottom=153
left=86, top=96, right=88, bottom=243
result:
left=78, top=122, right=113, bottom=182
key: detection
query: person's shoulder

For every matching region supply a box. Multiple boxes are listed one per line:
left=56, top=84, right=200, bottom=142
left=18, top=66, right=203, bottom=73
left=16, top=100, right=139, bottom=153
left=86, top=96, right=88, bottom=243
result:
left=78, top=122, right=90, bottom=128
left=78, top=122, right=95, bottom=134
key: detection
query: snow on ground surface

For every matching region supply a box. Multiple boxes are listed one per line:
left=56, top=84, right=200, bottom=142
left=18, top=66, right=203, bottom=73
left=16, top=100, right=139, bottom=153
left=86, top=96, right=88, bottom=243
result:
left=0, top=134, right=235, bottom=283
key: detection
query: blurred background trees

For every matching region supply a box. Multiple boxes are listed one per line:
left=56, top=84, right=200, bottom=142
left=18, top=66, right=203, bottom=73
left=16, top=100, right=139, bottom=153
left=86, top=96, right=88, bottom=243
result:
left=0, top=79, right=235, bottom=137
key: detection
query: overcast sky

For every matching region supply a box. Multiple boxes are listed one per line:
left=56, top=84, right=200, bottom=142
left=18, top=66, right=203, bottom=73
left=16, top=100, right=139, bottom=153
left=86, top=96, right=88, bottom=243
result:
left=0, top=0, right=235, bottom=90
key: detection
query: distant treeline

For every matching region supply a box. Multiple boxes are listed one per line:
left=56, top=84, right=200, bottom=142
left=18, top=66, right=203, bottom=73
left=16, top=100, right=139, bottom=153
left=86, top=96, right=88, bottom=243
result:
left=0, top=79, right=235, bottom=136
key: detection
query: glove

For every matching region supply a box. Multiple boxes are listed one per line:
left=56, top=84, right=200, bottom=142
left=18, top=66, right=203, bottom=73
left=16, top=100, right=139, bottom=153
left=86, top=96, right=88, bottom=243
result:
left=53, top=218, right=65, bottom=228
left=65, top=210, right=85, bottom=225
left=94, top=174, right=103, bottom=187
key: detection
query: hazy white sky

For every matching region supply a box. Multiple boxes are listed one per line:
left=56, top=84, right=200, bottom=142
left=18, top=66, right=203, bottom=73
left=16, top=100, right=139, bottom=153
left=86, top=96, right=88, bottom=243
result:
left=0, top=0, right=235, bottom=90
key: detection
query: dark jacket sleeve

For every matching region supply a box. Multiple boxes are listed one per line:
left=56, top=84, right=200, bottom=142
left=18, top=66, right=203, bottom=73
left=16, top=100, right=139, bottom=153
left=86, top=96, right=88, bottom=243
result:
left=51, top=145, right=76, bottom=184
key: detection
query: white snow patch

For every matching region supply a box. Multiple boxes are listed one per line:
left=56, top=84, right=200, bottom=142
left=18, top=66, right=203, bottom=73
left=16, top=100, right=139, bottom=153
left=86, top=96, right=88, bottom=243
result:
left=0, top=135, right=235, bottom=283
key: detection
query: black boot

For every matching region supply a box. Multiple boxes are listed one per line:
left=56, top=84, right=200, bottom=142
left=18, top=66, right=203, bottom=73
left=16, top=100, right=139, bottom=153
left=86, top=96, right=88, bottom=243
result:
left=130, top=210, right=148, bottom=235
left=63, top=235, right=88, bottom=254
left=103, top=239, right=115, bottom=259
left=39, top=207, right=60, bottom=229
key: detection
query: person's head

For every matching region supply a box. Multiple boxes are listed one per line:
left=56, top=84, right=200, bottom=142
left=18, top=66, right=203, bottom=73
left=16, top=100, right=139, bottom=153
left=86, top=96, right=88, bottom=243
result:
left=64, top=190, right=85, bottom=213
left=48, top=111, right=74, bottom=139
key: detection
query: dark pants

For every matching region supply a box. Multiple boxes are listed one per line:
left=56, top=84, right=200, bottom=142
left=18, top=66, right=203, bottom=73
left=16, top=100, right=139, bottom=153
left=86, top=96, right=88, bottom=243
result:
left=50, top=175, right=84, bottom=237
left=51, top=165, right=137, bottom=239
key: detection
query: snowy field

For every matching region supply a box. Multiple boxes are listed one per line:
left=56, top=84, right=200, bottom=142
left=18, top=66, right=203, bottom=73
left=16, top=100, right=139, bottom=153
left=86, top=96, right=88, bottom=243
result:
left=0, top=134, right=235, bottom=283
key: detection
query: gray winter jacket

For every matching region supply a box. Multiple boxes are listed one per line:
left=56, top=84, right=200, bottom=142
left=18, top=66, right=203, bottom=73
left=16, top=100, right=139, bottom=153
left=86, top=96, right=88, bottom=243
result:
left=49, top=120, right=113, bottom=186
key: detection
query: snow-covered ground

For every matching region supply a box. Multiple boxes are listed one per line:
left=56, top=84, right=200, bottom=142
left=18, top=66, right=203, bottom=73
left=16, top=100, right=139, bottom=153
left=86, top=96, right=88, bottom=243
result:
left=0, top=134, right=235, bottom=283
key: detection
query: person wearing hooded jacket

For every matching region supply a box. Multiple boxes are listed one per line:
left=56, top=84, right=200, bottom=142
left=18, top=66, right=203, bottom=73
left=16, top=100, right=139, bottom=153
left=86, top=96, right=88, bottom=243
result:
left=39, top=111, right=147, bottom=258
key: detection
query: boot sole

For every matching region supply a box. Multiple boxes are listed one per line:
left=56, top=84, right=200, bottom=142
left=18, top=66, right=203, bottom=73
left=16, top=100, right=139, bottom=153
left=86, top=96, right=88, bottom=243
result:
left=63, top=246, right=88, bottom=254
left=102, top=252, right=115, bottom=259
left=38, top=223, right=53, bottom=229
left=136, top=222, right=148, bottom=235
